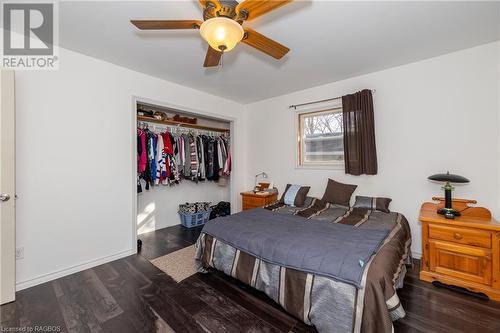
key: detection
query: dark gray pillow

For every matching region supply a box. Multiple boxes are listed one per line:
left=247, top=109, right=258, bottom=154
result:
left=353, top=196, right=392, bottom=213
left=279, top=184, right=311, bottom=207
left=321, top=179, right=357, bottom=207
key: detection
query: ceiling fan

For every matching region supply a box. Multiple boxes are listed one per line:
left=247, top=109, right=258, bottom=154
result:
left=131, top=0, right=293, bottom=67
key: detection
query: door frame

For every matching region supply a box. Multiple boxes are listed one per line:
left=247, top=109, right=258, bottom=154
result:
left=130, top=96, right=238, bottom=251
left=0, top=70, right=16, bottom=304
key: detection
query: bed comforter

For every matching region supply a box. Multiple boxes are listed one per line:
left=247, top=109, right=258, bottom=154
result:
left=195, top=199, right=412, bottom=333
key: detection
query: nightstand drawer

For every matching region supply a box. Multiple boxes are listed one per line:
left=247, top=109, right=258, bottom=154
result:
left=241, top=191, right=278, bottom=211
left=429, top=240, right=492, bottom=285
left=244, top=196, right=266, bottom=207
left=428, top=224, right=491, bottom=248
left=242, top=202, right=261, bottom=210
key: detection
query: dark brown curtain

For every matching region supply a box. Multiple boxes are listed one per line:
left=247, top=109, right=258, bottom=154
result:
left=342, top=89, right=377, bottom=175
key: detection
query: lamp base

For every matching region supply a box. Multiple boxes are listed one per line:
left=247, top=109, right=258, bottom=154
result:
left=437, top=208, right=461, bottom=219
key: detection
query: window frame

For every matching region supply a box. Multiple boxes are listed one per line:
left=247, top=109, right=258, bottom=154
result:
left=294, top=106, right=345, bottom=170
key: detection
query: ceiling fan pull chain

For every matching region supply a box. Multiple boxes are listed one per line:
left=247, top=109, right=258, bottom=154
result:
left=220, top=51, right=224, bottom=69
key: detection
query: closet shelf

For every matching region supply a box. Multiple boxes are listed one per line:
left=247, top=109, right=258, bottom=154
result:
left=137, top=115, right=230, bottom=133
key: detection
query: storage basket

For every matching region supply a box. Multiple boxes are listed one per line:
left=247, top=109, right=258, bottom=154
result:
left=179, top=209, right=212, bottom=228
left=179, top=202, right=211, bottom=214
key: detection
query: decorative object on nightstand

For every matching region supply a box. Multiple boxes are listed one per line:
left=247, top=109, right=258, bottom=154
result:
left=258, top=182, right=271, bottom=190
left=419, top=198, right=500, bottom=301
left=241, top=190, right=278, bottom=211
left=254, top=171, right=268, bottom=192
left=428, top=171, right=470, bottom=219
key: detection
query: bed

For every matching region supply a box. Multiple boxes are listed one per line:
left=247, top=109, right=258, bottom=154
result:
left=195, top=197, right=412, bottom=333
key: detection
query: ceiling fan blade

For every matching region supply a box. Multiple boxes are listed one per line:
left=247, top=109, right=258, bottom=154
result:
left=204, top=46, right=222, bottom=67
left=243, top=28, right=289, bottom=59
left=131, top=20, right=202, bottom=30
left=198, top=0, right=222, bottom=11
left=236, top=0, right=293, bottom=21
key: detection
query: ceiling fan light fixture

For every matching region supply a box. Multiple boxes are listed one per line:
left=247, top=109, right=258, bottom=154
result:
left=199, top=17, right=244, bottom=52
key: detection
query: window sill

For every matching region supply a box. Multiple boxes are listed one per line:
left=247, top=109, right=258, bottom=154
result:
left=295, top=163, right=345, bottom=171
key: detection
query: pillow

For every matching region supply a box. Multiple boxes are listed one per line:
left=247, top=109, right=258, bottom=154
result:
left=353, top=196, right=392, bottom=213
left=279, top=184, right=310, bottom=207
left=321, top=179, right=357, bottom=207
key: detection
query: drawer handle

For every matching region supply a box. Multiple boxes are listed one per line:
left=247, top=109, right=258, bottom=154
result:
left=454, top=232, right=463, bottom=240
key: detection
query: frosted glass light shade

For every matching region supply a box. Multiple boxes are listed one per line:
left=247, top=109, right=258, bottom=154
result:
left=199, top=17, right=244, bottom=52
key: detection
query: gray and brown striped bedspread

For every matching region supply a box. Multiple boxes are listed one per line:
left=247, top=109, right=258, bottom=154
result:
left=194, top=201, right=411, bottom=333
left=199, top=209, right=389, bottom=287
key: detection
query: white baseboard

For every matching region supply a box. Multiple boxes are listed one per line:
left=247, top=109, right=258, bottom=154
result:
left=15, top=248, right=136, bottom=291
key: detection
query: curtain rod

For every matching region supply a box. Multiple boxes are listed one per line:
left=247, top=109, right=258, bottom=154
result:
left=288, top=89, right=376, bottom=110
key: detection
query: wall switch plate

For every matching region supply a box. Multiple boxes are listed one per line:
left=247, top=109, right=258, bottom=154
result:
left=15, top=247, right=24, bottom=260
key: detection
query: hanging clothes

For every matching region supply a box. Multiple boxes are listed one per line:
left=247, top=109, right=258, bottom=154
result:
left=188, top=134, right=199, bottom=182
left=224, top=144, right=231, bottom=175
left=155, top=134, right=165, bottom=185
left=148, top=132, right=157, bottom=184
left=212, top=138, right=220, bottom=181
left=137, top=129, right=147, bottom=173
left=165, top=133, right=180, bottom=184
left=207, top=137, right=215, bottom=180
left=174, top=135, right=182, bottom=170
left=137, top=124, right=231, bottom=192
left=183, top=134, right=191, bottom=178
left=197, top=136, right=206, bottom=181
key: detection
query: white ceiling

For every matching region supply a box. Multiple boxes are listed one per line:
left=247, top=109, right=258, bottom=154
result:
left=60, top=1, right=500, bottom=104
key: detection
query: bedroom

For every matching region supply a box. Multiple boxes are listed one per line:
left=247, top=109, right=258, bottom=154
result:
left=1, top=1, right=500, bottom=332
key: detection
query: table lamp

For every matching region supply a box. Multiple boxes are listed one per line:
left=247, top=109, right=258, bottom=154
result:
left=428, top=171, right=470, bottom=219
left=254, top=172, right=268, bottom=192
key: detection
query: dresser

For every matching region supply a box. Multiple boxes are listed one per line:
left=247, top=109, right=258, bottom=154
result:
left=241, top=191, right=278, bottom=211
left=419, top=198, right=500, bottom=301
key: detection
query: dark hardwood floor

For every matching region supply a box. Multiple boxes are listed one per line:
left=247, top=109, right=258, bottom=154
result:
left=2, top=225, right=500, bottom=333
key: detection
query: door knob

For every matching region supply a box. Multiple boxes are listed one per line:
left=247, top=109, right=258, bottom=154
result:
left=0, top=193, right=10, bottom=202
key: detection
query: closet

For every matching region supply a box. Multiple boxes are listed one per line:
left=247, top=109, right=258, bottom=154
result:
left=136, top=102, right=231, bottom=235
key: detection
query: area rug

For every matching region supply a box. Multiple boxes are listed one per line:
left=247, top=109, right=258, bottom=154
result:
left=150, top=245, right=197, bottom=282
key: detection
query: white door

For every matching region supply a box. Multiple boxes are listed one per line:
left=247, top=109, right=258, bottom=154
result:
left=0, top=70, right=16, bottom=304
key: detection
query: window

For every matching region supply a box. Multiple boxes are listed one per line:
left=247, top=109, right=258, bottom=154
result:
left=297, top=108, right=344, bottom=166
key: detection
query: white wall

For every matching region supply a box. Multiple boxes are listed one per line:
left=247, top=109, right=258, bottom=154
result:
left=14, top=47, right=247, bottom=290
left=245, top=42, right=500, bottom=257
left=137, top=182, right=230, bottom=234
left=498, top=41, right=500, bottom=212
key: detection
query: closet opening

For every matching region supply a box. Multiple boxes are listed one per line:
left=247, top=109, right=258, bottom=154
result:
left=133, top=99, right=234, bottom=256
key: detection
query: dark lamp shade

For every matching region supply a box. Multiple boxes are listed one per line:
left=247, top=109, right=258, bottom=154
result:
left=428, top=172, right=469, bottom=183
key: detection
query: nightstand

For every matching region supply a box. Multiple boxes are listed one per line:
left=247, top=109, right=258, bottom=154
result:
left=241, top=191, right=278, bottom=211
left=419, top=198, right=500, bottom=300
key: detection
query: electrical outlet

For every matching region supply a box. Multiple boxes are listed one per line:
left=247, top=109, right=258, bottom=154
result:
left=15, top=247, right=24, bottom=260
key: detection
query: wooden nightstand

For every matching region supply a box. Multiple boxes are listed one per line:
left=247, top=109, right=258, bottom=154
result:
left=419, top=198, right=500, bottom=301
left=241, top=191, right=278, bottom=211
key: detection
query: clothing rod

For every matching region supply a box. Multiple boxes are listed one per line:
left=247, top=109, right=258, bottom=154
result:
left=137, top=115, right=229, bottom=133
left=138, top=121, right=229, bottom=137
left=288, top=89, right=376, bottom=109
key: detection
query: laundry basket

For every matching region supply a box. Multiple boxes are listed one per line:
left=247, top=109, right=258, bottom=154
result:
left=178, top=209, right=212, bottom=228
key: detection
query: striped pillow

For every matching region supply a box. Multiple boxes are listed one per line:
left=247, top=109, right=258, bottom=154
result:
left=279, top=184, right=311, bottom=207
left=353, top=196, right=392, bottom=213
